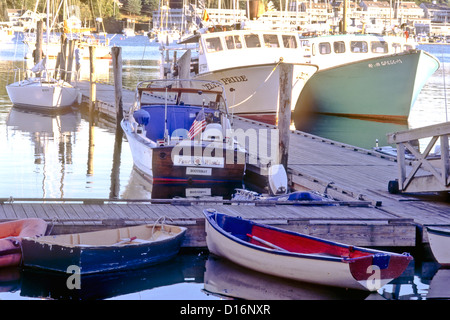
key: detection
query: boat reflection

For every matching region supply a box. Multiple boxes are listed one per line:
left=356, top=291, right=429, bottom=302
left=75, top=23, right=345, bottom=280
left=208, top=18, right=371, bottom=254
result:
left=427, top=269, right=450, bottom=299
left=293, top=113, right=409, bottom=150
left=203, top=255, right=373, bottom=300
left=122, top=168, right=241, bottom=200
left=16, top=253, right=205, bottom=300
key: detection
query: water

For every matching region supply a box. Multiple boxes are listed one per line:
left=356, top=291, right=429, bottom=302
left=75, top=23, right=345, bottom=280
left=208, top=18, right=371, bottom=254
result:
left=0, top=35, right=447, bottom=300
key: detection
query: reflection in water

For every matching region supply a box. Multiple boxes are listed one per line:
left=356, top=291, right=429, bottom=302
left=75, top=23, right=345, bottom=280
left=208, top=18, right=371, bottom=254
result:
left=294, top=112, right=409, bottom=150
left=121, top=168, right=241, bottom=200
left=203, top=255, right=372, bottom=300
left=5, top=107, right=81, bottom=198
left=0, top=253, right=206, bottom=300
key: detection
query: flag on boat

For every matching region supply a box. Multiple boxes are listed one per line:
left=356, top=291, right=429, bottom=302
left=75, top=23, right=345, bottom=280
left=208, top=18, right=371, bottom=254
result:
left=188, top=109, right=206, bottom=139
left=202, top=9, right=209, bottom=21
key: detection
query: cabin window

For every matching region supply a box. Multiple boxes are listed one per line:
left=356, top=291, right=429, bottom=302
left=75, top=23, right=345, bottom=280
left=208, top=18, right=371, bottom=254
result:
left=392, top=43, right=402, bottom=53
left=318, top=42, right=331, bottom=55
left=371, top=41, right=388, bottom=53
left=350, top=41, right=368, bottom=53
left=225, top=35, right=242, bottom=49
left=263, top=34, right=280, bottom=48
left=244, top=34, right=261, bottom=48
left=404, top=44, right=413, bottom=51
left=282, top=35, right=297, bottom=48
left=311, top=43, right=316, bottom=56
left=333, top=41, right=345, bottom=53
left=205, top=37, right=223, bottom=52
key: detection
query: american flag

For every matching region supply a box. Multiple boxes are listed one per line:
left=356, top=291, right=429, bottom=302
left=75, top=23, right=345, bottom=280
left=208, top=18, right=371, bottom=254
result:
left=188, top=109, right=206, bottom=139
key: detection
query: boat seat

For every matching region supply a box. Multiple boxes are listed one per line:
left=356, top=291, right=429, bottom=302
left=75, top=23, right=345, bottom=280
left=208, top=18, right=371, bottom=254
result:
left=202, top=123, right=223, bottom=141
left=171, top=128, right=189, bottom=141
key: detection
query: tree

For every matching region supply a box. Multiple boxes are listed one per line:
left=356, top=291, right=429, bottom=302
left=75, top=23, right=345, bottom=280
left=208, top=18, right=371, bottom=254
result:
left=124, top=0, right=141, bottom=16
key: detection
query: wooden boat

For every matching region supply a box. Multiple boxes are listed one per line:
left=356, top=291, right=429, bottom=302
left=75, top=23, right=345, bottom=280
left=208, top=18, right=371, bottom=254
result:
left=120, top=79, right=247, bottom=186
left=426, top=226, right=450, bottom=266
left=21, top=222, right=186, bottom=274
left=0, top=218, right=47, bottom=268
left=203, top=209, right=413, bottom=291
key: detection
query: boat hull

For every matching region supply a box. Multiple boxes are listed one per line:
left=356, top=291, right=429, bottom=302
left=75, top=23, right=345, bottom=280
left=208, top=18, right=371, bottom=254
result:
left=0, top=218, right=47, bottom=268
left=21, top=224, right=186, bottom=274
left=295, top=50, right=439, bottom=122
left=6, top=79, right=81, bottom=110
left=203, top=209, right=412, bottom=291
left=194, top=62, right=318, bottom=116
left=121, top=121, right=246, bottom=185
left=427, top=227, right=450, bottom=266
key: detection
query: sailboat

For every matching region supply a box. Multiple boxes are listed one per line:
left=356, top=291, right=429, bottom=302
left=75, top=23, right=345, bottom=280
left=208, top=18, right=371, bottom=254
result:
left=6, top=0, right=81, bottom=110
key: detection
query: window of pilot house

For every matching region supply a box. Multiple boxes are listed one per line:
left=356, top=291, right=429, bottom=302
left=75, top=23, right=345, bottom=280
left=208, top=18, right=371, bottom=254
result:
left=244, top=34, right=261, bottom=48
left=371, top=41, right=388, bottom=53
left=263, top=34, right=279, bottom=48
left=333, top=41, right=345, bottom=53
left=404, top=44, right=413, bottom=51
left=392, top=43, right=402, bottom=53
left=282, top=35, right=297, bottom=48
left=350, top=41, right=368, bottom=53
left=205, top=37, right=223, bottom=52
left=318, top=42, right=331, bottom=54
left=225, top=35, right=242, bottom=50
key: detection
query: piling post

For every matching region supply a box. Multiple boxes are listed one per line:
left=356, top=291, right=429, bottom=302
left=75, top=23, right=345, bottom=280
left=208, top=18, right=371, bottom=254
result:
left=66, top=39, right=76, bottom=82
left=278, top=63, right=293, bottom=171
left=34, top=21, right=43, bottom=64
left=89, top=46, right=97, bottom=115
left=111, top=46, right=124, bottom=123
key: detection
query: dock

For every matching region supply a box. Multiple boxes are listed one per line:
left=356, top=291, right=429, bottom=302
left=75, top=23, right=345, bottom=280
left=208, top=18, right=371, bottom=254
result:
left=1, top=79, right=449, bottom=250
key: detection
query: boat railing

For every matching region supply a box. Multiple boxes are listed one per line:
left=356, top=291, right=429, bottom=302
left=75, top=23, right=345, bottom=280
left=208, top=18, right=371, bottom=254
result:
left=10, top=67, right=79, bottom=86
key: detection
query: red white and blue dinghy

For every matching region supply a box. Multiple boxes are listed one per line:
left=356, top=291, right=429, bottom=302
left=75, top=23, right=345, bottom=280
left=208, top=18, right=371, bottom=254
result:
left=203, top=209, right=413, bottom=291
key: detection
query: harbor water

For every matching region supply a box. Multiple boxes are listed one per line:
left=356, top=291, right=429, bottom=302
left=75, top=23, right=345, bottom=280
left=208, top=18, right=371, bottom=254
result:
left=0, top=35, right=447, bottom=300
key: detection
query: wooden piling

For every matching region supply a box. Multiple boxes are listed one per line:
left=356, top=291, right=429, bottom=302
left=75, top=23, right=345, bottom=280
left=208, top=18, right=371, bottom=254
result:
left=34, top=21, right=43, bottom=64
left=66, top=39, right=75, bottom=82
left=111, top=46, right=124, bottom=123
left=89, top=46, right=97, bottom=115
left=278, top=63, right=293, bottom=170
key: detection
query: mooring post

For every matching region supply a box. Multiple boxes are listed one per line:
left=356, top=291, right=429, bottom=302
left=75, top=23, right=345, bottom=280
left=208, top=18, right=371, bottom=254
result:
left=66, top=39, right=75, bottom=82
left=111, top=46, right=124, bottom=123
left=34, top=21, right=43, bottom=64
left=278, top=63, right=293, bottom=171
left=89, top=45, right=97, bottom=115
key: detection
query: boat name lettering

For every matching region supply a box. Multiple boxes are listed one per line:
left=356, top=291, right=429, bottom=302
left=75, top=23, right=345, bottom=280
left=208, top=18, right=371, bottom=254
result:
left=368, top=59, right=402, bottom=68
left=174, top=155, right=224, bottom=168
left=202, top=75, right=248, bottom=90
left=66, top=265, right=81, bottom=290
left=186, top=167, right=212, bottom=175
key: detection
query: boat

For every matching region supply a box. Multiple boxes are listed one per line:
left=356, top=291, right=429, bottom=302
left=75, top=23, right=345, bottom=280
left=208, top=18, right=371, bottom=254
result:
left=6, top=65, right=82, bottom=110
left=161, top=29, right=318, bottom=123
left=426, top=226, right=450, bottom=266
left=0, top=218, right=47, bottom=268
left=120, top=79, right=247, bottom=186
left=6, top=1, right=82, bottom=110
left=295, top=33, right=440, bottom=122
left=21, top=221, right=187, bottom=274
left=203, top=209, right=413, bottom=291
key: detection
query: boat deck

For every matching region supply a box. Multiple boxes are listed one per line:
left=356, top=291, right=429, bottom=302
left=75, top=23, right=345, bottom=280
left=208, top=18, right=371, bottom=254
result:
left=1, top=80, right=448, bottom=249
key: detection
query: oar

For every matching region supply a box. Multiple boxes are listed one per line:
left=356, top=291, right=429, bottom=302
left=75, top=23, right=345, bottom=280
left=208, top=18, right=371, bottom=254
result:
left=246, top=234, right=288, bottom=252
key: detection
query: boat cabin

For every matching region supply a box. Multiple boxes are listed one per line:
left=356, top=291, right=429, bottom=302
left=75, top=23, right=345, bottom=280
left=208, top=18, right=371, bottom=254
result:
left=181, top=30, right=305, bottom=74
left=299, top=34, right=416, bottom=69
left=132, top=84, right=230, bottom=146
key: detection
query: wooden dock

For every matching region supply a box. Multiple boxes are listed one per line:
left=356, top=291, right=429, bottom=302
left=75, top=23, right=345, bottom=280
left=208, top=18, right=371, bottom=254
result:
left=1, top=79, right=449, bottom=250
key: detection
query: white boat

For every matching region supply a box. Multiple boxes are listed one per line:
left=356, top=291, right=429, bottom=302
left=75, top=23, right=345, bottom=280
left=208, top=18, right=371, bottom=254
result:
left=203, top=209, right=413, bottom=291
left=120, top=79, right=247, bottom=188
left=6, top=1, right=82, bottom=111
left=162, top=29, right=318, bottom=123
left=6, top=65, right=81, bottom=110
left=296, top=33, right=440, bottom=122
left=427, top=226, right=450, bottom=266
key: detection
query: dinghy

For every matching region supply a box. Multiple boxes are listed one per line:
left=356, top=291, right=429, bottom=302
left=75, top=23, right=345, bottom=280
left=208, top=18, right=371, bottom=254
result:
left=21, top=222, right=186, bottom=274
left=0, top=218, right=47, bottom=268
left=203, top=209, right=413, bottom=291
left=427, top=226, right=450, bottom=266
